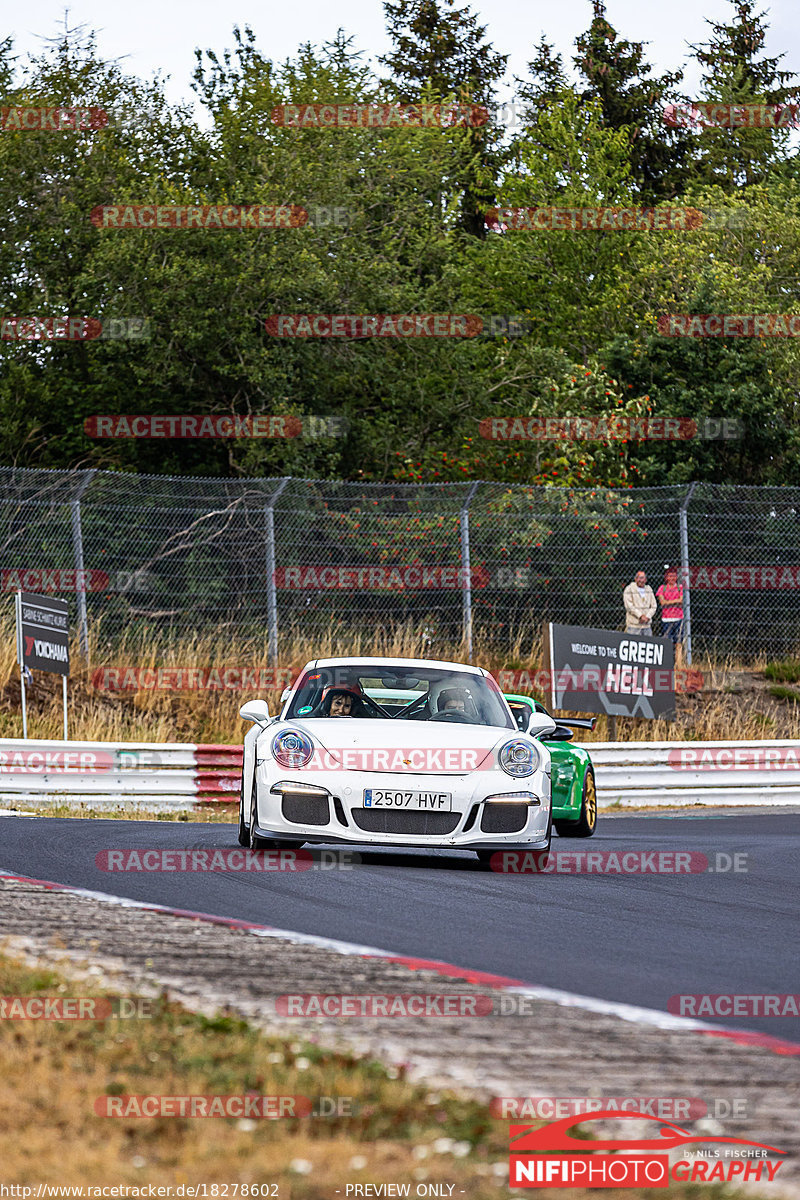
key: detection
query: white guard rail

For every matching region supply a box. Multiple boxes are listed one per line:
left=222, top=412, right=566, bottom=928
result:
left=0, top=740, right=243, bottom=810
left=1, top=738, right=800, bottom=810
left=582, top=740, right=800, bottom=807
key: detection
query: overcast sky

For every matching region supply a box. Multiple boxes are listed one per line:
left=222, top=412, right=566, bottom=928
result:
left=6, top=0, right=799, bottom=115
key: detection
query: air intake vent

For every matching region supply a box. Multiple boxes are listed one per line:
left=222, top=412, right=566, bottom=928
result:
left=352, top=809, right=460, bottom=835
left=282, top=793, right=330, bottom=826
left=480, top=804, right=528, bottom=834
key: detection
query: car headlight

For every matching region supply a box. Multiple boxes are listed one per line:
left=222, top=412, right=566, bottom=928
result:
left=484, top=790, right=539, bottom=804
left=271, top=729, right=314, bottom=769
left=498, top=739, right=540, bottom=778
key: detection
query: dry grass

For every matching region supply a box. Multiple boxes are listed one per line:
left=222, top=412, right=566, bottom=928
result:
left=0, top=950, right=504, bottom=1190
left=2, top=803, right=234, bottom=821
left=0, top=951, right=762, bottom=1198
left=2, top=615, right=800, bottom=744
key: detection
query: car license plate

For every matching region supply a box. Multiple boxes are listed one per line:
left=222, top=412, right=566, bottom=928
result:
left=364, top=789, right=452, bottom=810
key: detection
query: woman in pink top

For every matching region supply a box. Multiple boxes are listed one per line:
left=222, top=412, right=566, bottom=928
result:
left=656, top=567, right=684, bottom=662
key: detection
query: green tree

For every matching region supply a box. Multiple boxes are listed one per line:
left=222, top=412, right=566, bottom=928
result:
left=380, top=0, right=508, bottom=236
left=591, top=171, right=800, bottom=485
left=573, top=0, right=695, bottom=200
left=517, top=2, right=695, bottom=202
left=689, top=0, right=799, bottom=189
left=461, top=91, right=642, bottom=362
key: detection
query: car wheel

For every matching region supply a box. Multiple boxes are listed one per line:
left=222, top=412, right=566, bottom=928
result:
left=237, top=775, right=249, bottom=846
left=555, top=768, right=597, bottom=838
left=537, top=814, right=553, bottom=868
left=248, top=775, right=305, bottom=850
left=248, top=774, right=272, bottom=849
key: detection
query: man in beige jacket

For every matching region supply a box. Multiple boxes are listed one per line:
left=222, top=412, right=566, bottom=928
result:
left=623, top=570, right=657, bottom=634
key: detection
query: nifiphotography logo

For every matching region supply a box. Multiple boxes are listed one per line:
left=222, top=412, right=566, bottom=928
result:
left=508, top=1110, right=786, bottom=1188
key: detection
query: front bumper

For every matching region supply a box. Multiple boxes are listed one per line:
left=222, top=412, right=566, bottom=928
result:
left=253, top=765, right=551, bottom=849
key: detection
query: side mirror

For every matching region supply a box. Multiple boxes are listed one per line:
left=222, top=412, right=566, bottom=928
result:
left=541, top=724, right=575, bottom=742
left=526, top=712, right=557, bottom=737
left=280, top=687, right=292, bottom=705
left=239, top=699, right=270, bottom=725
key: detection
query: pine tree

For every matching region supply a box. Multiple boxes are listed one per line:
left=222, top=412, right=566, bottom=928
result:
left=515, top=37, right=569, bottom=120
left=517, top=1, right=694, bottom=202
left=572, top=0, right=694, bottom=201
left=380, top=0, right=508, bottom=236
left=381, top=0, right=506, bottom=108
left=689, top=0, right=799, bottom=188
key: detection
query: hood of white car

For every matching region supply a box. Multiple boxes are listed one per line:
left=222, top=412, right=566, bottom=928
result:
left=270, top=717, right=518, bottom=774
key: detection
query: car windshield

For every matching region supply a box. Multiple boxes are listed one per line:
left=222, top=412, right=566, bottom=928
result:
left=286, top=664, right=515, bottom=729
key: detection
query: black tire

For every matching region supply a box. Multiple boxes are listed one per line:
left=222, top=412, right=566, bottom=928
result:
left=248, top=773, right=272, bottom=849
left=537, top=815, right=553, bottom=868
left=555, top=768, right=597, bottom=838
left=248, top=775, right=304, bottom=850
left=237, top=774, right=249, bottom=846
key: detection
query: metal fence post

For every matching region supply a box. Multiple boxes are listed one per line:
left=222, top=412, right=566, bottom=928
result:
left=460, top=482, right=480, bottom=661
left=265, top=478, right=291, bottom=668
left=679, top=482, right=697, bottom=665
left=71, top=469, right=96, bottom=660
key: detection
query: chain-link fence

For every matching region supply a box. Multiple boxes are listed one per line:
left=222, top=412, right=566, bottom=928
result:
left=1, top=466, right=799, bottom=660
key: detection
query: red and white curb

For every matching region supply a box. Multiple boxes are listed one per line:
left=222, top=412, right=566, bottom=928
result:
left=1, top=867, right=798, bottom=1057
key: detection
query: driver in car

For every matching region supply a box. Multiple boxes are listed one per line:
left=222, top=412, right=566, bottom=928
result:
left=438, top=688, right=471, bottom=716
left=320, top=684, right=365, bottom=717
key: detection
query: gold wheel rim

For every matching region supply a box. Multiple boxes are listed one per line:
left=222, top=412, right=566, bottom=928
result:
left=584, top=772, right=597, bottom=828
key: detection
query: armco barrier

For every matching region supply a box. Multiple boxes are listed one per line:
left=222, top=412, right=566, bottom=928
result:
left=1, top=738, right=799, bottom=811
left=584, top=740, right=800, bottom=807
left=0, top=740, right=243, bottom=809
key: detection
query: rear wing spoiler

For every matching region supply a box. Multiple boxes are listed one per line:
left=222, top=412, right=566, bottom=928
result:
left=558, top=716, right=596, bottom=731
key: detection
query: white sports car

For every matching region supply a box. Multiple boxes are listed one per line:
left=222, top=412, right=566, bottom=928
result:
left=237, top=656, right=557, bottom=861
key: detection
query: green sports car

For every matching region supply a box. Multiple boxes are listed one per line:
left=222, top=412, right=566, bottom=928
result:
left=504, top=694, right=597, bottom=838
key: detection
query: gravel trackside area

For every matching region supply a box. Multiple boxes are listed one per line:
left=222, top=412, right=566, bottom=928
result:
left=0, top=874, right=798, bottom=1194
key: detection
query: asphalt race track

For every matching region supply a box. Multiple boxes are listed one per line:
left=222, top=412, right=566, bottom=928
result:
left=1, top=810, right=798, bottom=1040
